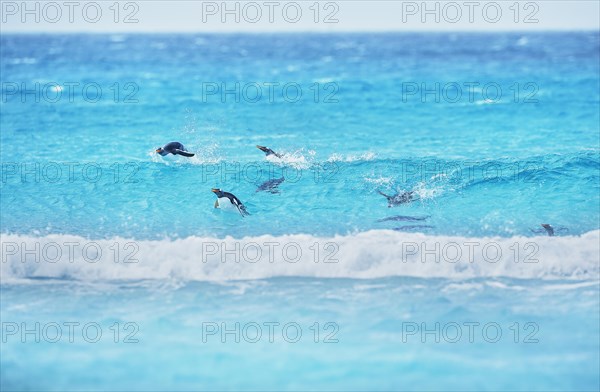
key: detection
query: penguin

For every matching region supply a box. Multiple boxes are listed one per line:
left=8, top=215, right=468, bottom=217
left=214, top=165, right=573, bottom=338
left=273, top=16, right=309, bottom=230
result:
left=256, top=177, right=285, bottom=193
left=156, top=142, right=195, bottom=157
left=531, top=223, right=569, bottom=236
left=377, top=190, right=415, bottom=207
left=377, top=215, right=430, bottom=222
left=256, top=145, right=282, bottom=158
left=392, top=225, right=434, bottom=232
left=211, top=188, right=249, bottom=217
left=541, top=223, right=555, bottom=236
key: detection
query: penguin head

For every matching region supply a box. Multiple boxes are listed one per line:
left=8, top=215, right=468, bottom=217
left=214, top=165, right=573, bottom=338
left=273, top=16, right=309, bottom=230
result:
left=156, top=147, right=168, bottom=156
left=256, top=145, right=269, bottom=154
left=211, top=188, right=224, bottom=197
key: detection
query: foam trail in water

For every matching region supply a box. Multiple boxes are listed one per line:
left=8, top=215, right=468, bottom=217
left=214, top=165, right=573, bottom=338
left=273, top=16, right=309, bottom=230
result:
left=327, top=152, right=376, bottom=162
left=264, top=148, right=315, bottom=169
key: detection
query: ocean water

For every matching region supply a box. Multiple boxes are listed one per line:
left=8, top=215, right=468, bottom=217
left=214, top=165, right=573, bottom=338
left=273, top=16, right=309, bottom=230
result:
left=1, top=33, right=599, bottom=391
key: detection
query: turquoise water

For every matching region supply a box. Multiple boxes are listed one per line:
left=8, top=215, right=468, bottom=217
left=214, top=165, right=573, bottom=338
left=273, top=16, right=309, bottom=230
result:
left=2, top=278, right=599, bottom=391
left=1, top=33, right=599, bottom=390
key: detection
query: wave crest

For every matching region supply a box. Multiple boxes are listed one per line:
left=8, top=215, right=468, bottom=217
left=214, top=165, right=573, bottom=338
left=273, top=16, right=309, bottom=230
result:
left=1, top=231, right=598, bottom=283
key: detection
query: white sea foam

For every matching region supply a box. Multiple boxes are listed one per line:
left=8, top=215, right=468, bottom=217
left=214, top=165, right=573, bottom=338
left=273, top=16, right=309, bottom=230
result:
left=1, top=231, right=598, bottom=283
left=265, top=148, right=315, bottom=168
left=327, top=152, right=376, bottom=162
left=364, top=176, right=394, bottom=186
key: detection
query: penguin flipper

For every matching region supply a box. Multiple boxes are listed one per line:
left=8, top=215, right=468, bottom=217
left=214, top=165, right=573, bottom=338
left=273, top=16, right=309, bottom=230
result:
left=214, top=200, right=219, bottom=208
left=174, top=149, right=195, bottom=157
left=377, top=190, right=392, bottom=200
left=238, top=205, right=250, bottom=217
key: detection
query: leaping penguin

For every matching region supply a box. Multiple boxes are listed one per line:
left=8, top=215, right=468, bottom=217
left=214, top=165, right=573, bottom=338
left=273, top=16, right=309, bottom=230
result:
left=212, top=188, right=250, bottom=217
left=156, top=142, right=195, bottom=157
left=256, top=145, right=282, bottom=158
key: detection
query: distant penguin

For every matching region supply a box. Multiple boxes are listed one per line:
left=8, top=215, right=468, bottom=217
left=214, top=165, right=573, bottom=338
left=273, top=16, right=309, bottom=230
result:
left=377, top=215, right=430, bottom=222
left=256, top=145, right=282, bottom=158
left=377, top=190, right=415, bottom=207
left=156, top=142, right=195, bottom=157
left=392, top=225, right=434, bottom=232
left=531, top=223, right=567, bottom=236
left=212, top=188, right=249, bottom=217
left=541, top=223, right=555, bottom=236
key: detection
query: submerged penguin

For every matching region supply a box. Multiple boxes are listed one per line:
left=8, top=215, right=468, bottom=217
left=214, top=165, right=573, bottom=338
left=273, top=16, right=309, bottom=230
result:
left=530, top=223, right=568, bottom=236
left=392, top=225, right=435, bottom=232
left=256, top=177, right=285, bottom=193
left=256, top=145, right=282, bottom=158
left=212, top=188, right=249, bottom=217
left=377, top=215, right=430, bottom=222
left=377, top=190, right=415, bottom=207
left=156, top=142, right=195, bottom=157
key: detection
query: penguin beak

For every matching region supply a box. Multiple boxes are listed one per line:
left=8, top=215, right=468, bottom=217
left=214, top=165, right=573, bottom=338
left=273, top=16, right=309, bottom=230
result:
left=211, top=188, right=219, bottom=194
left=155, top=148, right=162, bottom=153
left=256, top=145, right=267, bottom=152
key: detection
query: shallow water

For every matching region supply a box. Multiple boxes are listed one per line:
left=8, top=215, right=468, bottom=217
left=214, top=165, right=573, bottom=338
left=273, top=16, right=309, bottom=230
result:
left=2, top=278, right=599, bottom=391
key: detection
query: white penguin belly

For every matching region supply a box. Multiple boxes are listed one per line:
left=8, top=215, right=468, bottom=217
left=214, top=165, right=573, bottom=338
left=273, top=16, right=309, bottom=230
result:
left=216, top=197, right=236, bottom=211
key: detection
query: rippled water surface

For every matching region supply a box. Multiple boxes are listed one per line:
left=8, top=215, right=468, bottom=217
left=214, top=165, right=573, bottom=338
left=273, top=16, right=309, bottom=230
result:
left=1, top=33, right=599, bottom=391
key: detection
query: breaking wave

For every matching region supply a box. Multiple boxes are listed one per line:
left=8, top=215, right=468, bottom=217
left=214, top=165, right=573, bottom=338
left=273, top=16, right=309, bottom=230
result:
left=1, top=230, right=598, bottom=283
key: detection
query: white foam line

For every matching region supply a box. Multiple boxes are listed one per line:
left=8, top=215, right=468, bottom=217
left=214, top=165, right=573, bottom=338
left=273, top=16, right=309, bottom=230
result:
left=1, top=230, right=598, bottom=283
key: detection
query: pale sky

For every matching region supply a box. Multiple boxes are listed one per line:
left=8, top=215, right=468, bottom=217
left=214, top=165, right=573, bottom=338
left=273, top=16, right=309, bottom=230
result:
left=1, top=1, right=599, bottom=32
